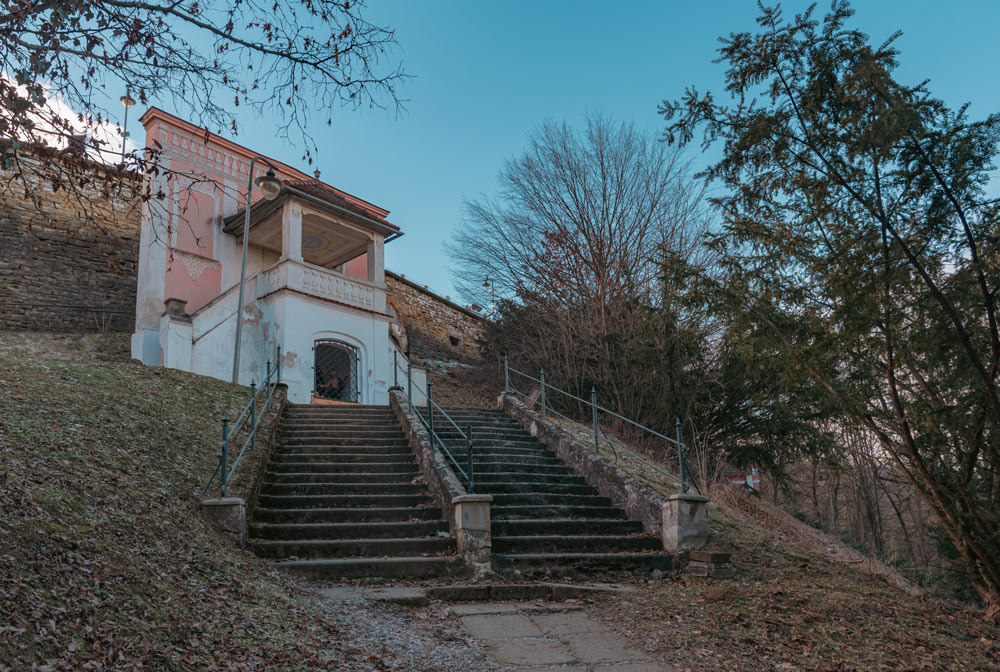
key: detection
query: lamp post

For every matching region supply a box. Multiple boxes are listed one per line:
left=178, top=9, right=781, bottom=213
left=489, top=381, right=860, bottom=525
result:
left=232, top=157, right=284, bottom=383
left=120, top=89, right=136, bottom=163
left=482, top=276, right=496, bottom=316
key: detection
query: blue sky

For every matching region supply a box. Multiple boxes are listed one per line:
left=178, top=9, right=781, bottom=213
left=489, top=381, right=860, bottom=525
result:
left=186, top=1, right=1000, bottom=302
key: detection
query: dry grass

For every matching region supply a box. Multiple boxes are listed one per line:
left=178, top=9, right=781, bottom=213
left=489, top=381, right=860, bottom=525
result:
left=591, top=498, right=1000, bottom=671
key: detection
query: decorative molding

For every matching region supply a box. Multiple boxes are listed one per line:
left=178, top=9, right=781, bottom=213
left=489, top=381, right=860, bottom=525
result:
left=171, top=249, right=218, bottom=282
left=258, top=260, right=379, bottom=314
left=301, top=265, right=375, bottom=310
left=158, top=127, right=254, bottom=181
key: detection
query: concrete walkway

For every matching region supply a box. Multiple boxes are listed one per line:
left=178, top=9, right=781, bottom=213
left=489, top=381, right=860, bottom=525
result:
left=447, top=602, right=670, bottom=671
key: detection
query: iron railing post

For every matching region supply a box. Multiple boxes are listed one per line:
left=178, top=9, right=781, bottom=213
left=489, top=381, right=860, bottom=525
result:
left=591, top=386, right=599, bottom=455
left=220, top=413, right=229, bottom=497
left=407, top=359, right=413, bottom=410
left=503, top=355, right=510, bottom=390
left=393, top=350, right=398, bottom=387
left=466, top=423, right=474, bottom=493
left=677, top=418, right=689, bottom=493
left=427, top=381, right=435, bottom=450
left=249, top=380, right=257, bottom=458
left=277, top=346, right=282, bottom=383
left=540, top=369, right=547, bottom=419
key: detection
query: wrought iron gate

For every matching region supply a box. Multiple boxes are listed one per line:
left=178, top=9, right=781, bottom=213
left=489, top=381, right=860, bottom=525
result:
left=314, top=340, right=360, bottom=402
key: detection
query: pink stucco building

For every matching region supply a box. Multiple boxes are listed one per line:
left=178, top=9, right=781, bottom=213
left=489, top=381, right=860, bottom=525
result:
left=131, top=108, right=422, bottom=404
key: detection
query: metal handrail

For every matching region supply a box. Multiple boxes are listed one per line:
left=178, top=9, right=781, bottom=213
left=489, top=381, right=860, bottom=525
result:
left=504, top=356, right=699, bottom=494
left=203, top=346, right=282, bottom=497
left=413, top=383, right=475, bottom=493
left=393, top=352, right=475, bottom=493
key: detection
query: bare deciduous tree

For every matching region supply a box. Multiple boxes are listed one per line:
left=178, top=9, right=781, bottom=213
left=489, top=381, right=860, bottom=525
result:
left=1, top=0, right=404, bottom=225
left=449, top=115, right=707, bottom=312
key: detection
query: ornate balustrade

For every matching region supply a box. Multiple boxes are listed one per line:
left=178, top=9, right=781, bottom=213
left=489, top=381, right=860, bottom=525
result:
left=257, top=259, right=384, bottom=313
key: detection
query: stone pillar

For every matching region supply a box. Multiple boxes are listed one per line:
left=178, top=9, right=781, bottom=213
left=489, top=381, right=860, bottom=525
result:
left=159, top=298, right=193, bottom=371
left=200, top=497, right=246, bottom=546
left=368, top=236, right=385, bottom=284
left=132, top=163, right=171, bottom=364
left=661, top=493, right=710, bottom=551
left=281, top=202, right=303, bottom=263
left=368, top=236, right=386, bottom=312
left=452, top=494, right=493, bottom=575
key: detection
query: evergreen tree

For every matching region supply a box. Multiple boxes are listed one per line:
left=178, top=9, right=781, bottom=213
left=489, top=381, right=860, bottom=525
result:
left=663, top=0, right=1000, bottom=618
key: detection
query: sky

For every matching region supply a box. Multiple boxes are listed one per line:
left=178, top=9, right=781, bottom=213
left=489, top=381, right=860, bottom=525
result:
left=139, top=0, right=1000, bottom=303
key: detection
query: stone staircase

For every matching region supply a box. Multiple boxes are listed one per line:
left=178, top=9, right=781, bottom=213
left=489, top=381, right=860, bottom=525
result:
left=249, top=404, right=463, bottom=579
left=433, top=407, right=675, bottom=573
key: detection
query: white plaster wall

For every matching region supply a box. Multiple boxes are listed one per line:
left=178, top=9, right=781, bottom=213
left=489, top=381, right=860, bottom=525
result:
left=188, top=274, right=274, bottom=388
left=268, top=291, right=391, bottom=404
left=131, top=159, right=171, bottom=364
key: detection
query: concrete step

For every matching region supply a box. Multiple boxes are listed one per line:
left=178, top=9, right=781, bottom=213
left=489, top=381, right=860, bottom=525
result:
left=282, top=414, right=399, bottom=421
left=277, top=437, right=410, bottom=448
left=467, top=454, right=563, bottom=466
left=256, top=493, right=433, bottom=509
left=441, top=408, right=508, bottom=417
left=474, top=482, right=599, bottom=496
left=285, top=403, right=393, bottom=411
left=279, top=422, right=403, bottom=436
left=254, top=506, right=444, bottom=524
left=474, top=472, right=586, bottom=485
left=491, top=534, right=660, bottom=554
left=251, top=536, right=456, bottom=560
left=260, top=482, right=426, bottom=496
left=283, top=409, right=395, bottom=418
left=465, top=440, right=548, bottom=449
left=279, top=429, right=406, bottom=439
left=492, top=519, right=644, bottom=536
left=264, top=471, right=419, bottom=484
left=470, top=461, right=574, bottom=475
left=251, top=520, right=448, bottom=540
left=492, top=552, right=678, bottom=573
left=491, top=504, right=628, bottom=521
left=277, top=556, right=465, bottom=579
left=271, top=452, right=414, bottom=463
left=488, top=493, right=613, bottom=507
left=269, top=461, right=416, bottom=474
left=461, top=446, right=554, bottom=457
left=435, top=428, right=534, bottom=439
left=274, top=444, right=411, bottom=455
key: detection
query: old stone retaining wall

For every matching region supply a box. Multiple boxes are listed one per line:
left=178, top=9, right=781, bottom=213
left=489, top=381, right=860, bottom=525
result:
left=0, top=168, right=141, bottom=331
left=386, top=271, right=483, bottom=362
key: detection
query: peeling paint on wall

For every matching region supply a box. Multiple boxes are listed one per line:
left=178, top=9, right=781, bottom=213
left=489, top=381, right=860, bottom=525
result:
left=282, top=350, right=298, bottom=368
left=242, top=305, right=263, bottom=326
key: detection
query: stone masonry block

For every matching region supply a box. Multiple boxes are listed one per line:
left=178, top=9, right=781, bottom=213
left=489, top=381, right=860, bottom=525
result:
left=662, top=493, right=710, bottom=551
left=200, top=497, right=246, bottom=546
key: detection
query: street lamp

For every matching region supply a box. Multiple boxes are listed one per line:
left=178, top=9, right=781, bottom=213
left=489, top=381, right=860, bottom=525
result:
left=483, top=276, right=496, bottom=316
left=120, top=89, right=136, bottom=163
left=232, top=157, right=284, bottom=383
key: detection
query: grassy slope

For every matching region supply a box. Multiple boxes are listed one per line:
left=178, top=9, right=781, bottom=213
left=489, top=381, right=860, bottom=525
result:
left=589, top=496, right=999, bottom=671
left=0, top=335, right=486, bottom=671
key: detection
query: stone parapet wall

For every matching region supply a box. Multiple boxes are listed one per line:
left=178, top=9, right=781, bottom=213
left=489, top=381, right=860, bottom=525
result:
left=386, top=271, right=483, bottom=362
left=0, top=167, right=140, bottom=332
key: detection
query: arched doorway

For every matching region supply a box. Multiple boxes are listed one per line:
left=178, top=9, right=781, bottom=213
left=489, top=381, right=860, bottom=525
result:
left=313, top=340, right=360, bottom=403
